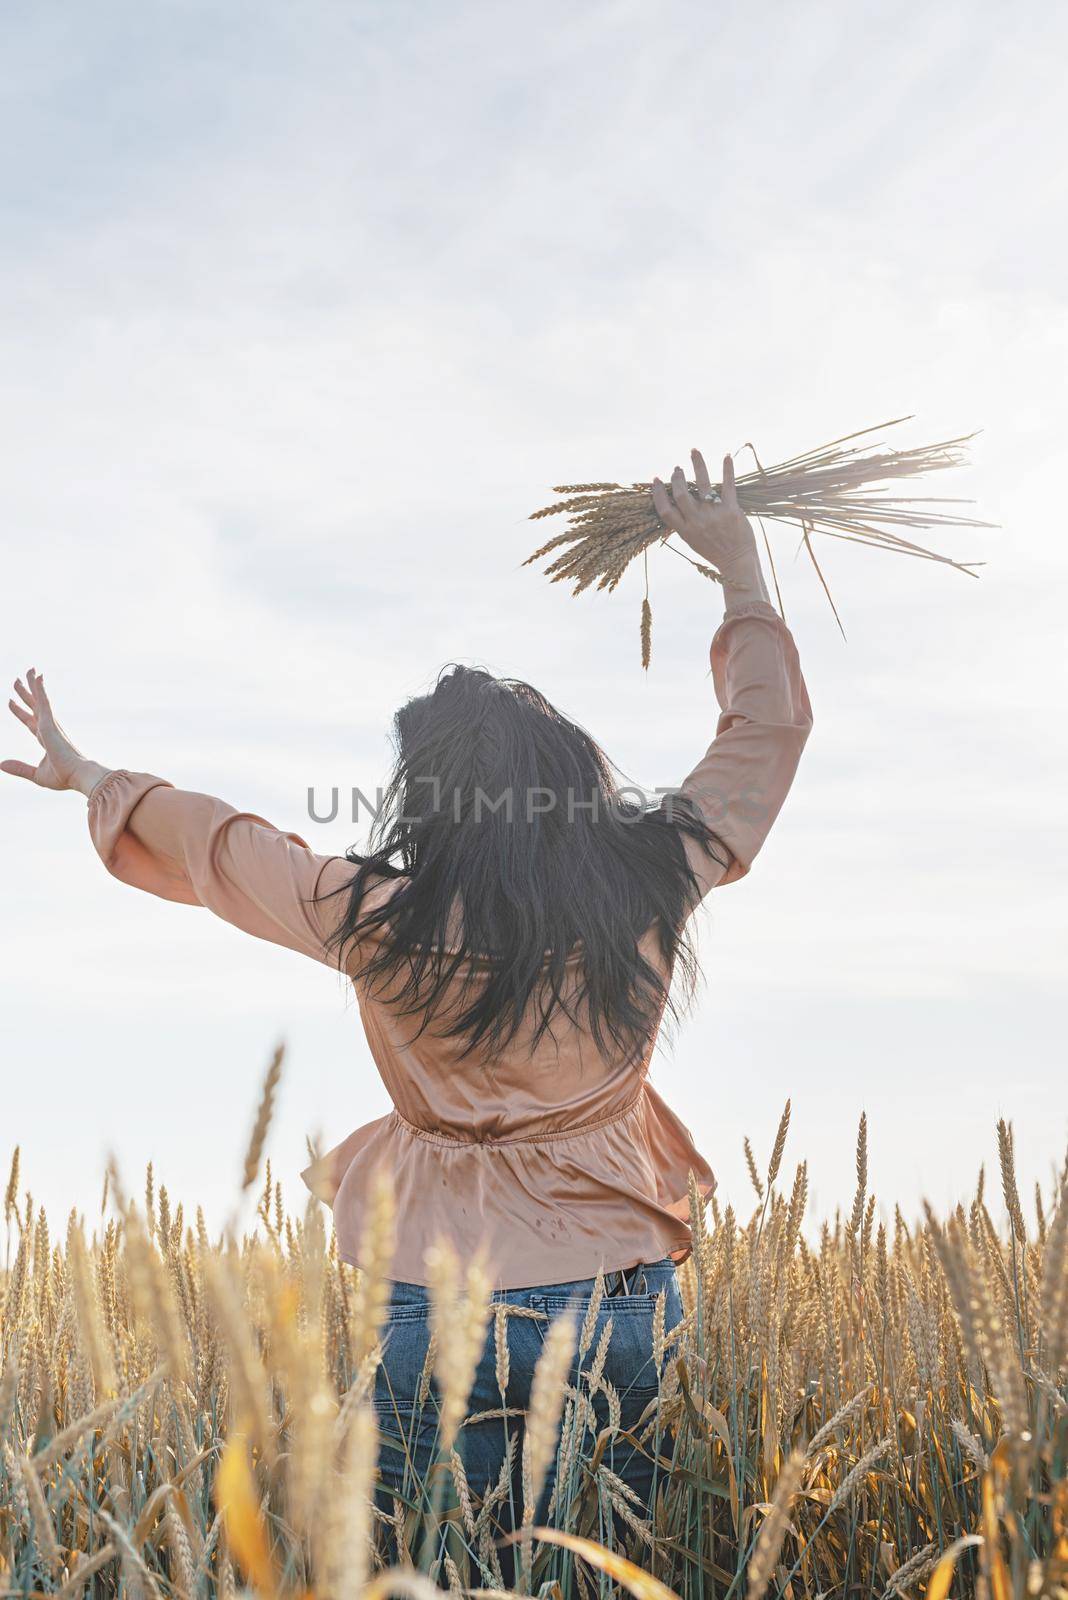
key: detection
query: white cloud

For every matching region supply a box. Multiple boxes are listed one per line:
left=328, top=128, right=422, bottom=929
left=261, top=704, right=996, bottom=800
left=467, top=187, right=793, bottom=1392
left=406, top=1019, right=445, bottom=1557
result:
left=1, top=0, right=1065, bottom=1231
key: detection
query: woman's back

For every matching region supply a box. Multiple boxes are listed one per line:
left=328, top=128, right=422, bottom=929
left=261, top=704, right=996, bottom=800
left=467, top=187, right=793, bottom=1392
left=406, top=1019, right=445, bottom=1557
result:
left=306, top=891, right=714, bottom=1284
left=7, top=446, right=813, bottom=1541
left=69, top=453, right=811, bottom=1288
left=82, top=595, right=808, bottom=1286
left=82, top=589, right=809, bottom=1283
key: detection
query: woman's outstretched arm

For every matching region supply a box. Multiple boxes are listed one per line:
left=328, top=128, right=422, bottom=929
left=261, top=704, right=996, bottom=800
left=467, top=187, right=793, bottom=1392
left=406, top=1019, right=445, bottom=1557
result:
left=3, top=669, right=355, bottom=966
left=651, top=450, right=814, bottom=901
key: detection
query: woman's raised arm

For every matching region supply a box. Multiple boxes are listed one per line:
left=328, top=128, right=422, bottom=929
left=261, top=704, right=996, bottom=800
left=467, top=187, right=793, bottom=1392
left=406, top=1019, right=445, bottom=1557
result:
left=650, top=450, right=814, bottom=901
left=3, top=669, right=356, bottom=967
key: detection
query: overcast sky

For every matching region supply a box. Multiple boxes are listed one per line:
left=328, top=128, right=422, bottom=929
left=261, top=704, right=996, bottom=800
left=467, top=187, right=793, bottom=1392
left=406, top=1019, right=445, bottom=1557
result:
left=2, top=0, right=1066, bottom=1239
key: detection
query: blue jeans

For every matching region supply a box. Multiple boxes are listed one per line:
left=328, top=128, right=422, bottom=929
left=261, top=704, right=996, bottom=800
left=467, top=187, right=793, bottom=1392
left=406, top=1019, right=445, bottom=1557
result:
left=373, top=1257, right=683, bottom=1552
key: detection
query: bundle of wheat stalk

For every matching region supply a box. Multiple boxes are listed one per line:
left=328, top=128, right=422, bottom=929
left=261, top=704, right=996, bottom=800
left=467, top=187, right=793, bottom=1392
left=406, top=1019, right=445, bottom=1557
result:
left=524, top=416, right=993, bottom=666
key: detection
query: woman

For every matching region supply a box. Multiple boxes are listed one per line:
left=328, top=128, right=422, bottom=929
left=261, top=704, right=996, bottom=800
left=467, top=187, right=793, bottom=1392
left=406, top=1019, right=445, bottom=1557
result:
left=4, top=450, right=811, bottom=1532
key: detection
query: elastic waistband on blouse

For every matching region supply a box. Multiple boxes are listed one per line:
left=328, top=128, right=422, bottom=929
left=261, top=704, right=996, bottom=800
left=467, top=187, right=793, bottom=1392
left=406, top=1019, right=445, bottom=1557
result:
left=391, top=1094, right=645, bottom=1149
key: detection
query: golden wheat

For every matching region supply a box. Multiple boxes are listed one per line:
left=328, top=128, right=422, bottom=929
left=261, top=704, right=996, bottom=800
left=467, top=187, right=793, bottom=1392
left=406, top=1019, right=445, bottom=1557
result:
left=525, top=418, right=993, bottom=665
left=1, top=1060, right=1066, bottom=1599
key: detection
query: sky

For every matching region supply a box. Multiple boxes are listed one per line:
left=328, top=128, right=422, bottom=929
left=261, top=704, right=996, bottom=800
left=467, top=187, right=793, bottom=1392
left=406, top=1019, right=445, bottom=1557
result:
left=1, top=0, right=1066, bottom=1241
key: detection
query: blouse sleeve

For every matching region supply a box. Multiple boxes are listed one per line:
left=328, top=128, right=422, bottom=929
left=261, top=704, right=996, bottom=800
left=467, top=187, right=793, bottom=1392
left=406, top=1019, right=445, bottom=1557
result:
left=86, top=769, right=357, bottom=967
left=675, top=600, right=813, bottom=897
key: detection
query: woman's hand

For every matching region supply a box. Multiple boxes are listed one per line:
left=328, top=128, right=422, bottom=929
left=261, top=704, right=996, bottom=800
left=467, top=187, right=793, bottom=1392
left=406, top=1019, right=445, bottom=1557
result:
left=3, top=669, right=109, bottom=796
left=651, top=449, right=763, bottom=588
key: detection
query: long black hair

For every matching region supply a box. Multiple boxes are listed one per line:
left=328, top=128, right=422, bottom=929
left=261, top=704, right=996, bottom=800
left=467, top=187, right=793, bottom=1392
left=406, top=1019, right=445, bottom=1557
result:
left=318, top=663, right=728, bottom=1066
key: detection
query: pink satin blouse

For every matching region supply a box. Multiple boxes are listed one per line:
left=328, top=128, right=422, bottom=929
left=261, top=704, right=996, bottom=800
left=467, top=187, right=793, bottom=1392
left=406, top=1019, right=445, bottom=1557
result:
left=87, top=600, right=811, bottom=1286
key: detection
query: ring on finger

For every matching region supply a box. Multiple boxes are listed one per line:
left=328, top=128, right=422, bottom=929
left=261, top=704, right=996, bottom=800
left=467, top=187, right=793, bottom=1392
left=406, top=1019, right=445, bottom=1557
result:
left=700, top=490, right=721, bottom=503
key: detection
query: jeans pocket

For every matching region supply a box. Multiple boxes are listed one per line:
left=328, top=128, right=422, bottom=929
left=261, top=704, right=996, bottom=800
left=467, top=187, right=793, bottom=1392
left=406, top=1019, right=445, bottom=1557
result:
left=533, top=1284, right=680, bottom=1403
left=528, top=1287, right=667, bottom=1522
left=373, top=1306, right=440, bottom=1507
left=375, top=1303, right=434, bottom=1420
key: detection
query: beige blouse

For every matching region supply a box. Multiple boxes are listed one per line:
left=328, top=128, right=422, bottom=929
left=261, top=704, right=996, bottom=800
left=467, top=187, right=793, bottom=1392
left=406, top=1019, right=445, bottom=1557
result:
left=87, top=600, right=811, bottom=1287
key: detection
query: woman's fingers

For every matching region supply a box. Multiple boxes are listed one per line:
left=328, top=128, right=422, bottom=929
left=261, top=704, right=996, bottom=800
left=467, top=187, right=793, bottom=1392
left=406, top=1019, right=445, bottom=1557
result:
left=8, top=698, right=35, bottom=732
left=29, top=671, right=56, bottom=728
left=2, top=670, right=72, bottom=788
left=15, top=672, right=49, bottom=719
left=670, top=464, right=698, bottom=529
left=27, top=668, right=47, bottom=714
left=651, top=477, right=680, bottom=530
left=691, top=448, right=713, bottom=497
left=17, top=669, right=59, bottom=741
left=721, top=453, right=737, bottom=508
left=653, top=453, right=738, bottom=533
left=0, top=758, right=38, bottom=782
left=656, top=473, right=696, bottom=531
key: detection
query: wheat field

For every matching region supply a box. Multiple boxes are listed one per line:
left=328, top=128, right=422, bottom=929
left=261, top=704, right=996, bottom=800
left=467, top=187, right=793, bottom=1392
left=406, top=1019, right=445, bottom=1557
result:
left=2, top=1054, right=1067, bottom=1600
